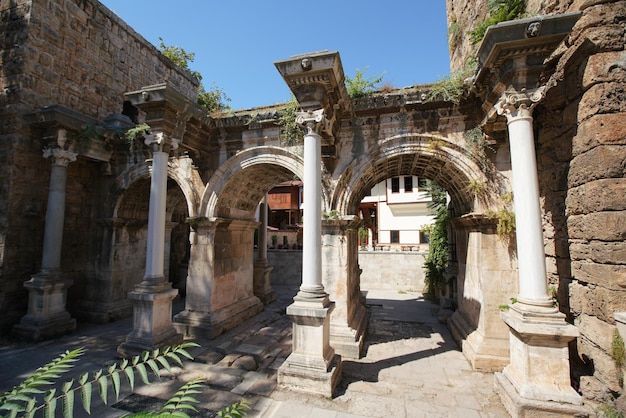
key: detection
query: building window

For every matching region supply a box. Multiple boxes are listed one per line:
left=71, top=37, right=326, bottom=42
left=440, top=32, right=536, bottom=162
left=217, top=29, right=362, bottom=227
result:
left=420, top=230, right=430, bottom=244
left=391, top=230, right=400, bottom=243
left=391, top=177, right=400, bottom=193
left=404, top=176, right=413, bottom=192
left=418, top=178, right=428, bottom=190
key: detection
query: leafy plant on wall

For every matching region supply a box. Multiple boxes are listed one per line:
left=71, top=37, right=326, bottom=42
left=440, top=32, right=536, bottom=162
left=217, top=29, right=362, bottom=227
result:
left=345, top=67, right=385, bottom=99
left=421, top=180, right=449, bottom=298
left=158, top=38, right=231, bottom=113
left=468, top=0, right=526, bottom=45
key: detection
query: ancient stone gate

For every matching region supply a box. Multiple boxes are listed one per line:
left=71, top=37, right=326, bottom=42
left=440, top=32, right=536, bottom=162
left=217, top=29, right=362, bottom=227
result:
left=2, top=0, right=625, bottom=415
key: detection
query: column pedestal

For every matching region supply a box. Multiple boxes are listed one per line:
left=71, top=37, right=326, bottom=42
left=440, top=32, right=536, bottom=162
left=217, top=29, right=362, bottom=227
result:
left=322, top=217, right=368, bottom=359
left=495, top=307, right=588, bottom=417
left=117, top=283, right=182, bottom=358
left=494, top=90, right=587, bottom=417
left=14, top=146, right=77, bottom=341
left=253, top=260, right=275, bottom=304
left=13, top=271, right=76, bottom=341
left=278, top=294, right=342, bottom=397
left=118, top=134, right=182, bottom=357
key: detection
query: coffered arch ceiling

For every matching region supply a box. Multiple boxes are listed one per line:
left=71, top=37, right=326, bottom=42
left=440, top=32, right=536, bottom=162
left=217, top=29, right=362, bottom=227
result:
left=334, top=134, right=490, bottom=216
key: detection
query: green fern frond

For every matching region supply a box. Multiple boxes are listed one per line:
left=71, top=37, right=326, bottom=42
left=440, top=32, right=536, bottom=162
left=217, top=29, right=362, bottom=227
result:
left=0, top=343, right=200, bottom=418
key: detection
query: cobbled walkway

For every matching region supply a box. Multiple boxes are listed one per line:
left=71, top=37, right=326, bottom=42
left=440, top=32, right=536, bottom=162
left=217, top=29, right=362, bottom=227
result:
left=0, top=286, right=508, bottom=417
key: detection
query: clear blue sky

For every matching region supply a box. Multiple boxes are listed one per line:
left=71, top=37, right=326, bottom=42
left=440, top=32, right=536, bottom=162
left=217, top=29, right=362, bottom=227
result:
left=99, top=1, right=451, bottom=110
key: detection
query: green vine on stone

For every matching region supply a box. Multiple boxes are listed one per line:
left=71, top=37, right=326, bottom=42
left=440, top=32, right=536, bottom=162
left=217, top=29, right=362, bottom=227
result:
left=468, top=0, right=526, bottom=45
left=278, top=96, right=303, bottom=147
left=424, top=57, right=477, bottom=104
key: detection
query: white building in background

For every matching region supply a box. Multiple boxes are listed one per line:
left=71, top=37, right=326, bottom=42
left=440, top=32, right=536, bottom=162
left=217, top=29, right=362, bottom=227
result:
left=360, top=176, right=435, bottom=250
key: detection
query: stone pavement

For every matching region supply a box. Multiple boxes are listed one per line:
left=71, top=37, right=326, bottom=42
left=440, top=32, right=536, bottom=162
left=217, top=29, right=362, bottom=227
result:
left=0, top=286, right=508, bottom=417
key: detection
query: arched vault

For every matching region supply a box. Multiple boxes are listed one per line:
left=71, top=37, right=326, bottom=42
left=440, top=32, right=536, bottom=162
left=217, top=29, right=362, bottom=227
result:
left=332, top=133, right=490, bottom=216
left=202, top=146, right=320, bottom=220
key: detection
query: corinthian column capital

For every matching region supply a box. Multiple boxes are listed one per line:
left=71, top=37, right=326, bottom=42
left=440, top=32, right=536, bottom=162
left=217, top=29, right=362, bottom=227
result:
left=43, top=148, right=77, bottom=167
left=495, top=87, right=546, bottom=122
left=144, top=132, right=180, bottom=154
left=296, top=109, right=328, bottom=136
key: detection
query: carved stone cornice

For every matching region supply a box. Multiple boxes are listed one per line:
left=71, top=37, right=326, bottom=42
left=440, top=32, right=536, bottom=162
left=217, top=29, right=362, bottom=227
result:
left=494, top=87, right=546, bottom=122
left=275, top=51, right=350, bottom=146
left=43, top=147, right=77, bottom=167
left=473, top=12, right=581, bottom=130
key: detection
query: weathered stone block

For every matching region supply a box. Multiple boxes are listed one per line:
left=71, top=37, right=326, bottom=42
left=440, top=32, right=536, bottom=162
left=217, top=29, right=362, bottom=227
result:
left=570, top=240, right=626, bottom=264
left=576, top=313, right=618, bottom=352
left=568, top=211, right=626, bottom=241
left=582, top=50, right=626, bottom=91
left=572, top=261, right=626, bottom=290
left=568, top=146, right=626, bottom=188
left=573, top=112, right=626, bottom=157
left=566, top=179, right=626, bottom=215
left=577, top=334, right=623, bottom=393
left=577, top=82, right=626, bottom=123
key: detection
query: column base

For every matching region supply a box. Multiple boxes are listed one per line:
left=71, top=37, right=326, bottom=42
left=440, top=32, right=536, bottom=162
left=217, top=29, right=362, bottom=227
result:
left=13, top=313, right=76, bottom=342
left=449, top=310, right=510, bottom=371
left=495, top=372, right=590, bottom=418
left=330, top=303, right=369, bottom=359
left=495, top=307, right=587, bottom=417
left=253, top=261, right=276, bottom=305
left=13, top=272, right=76, bottom=341
left=173, top=295, right=263, bottom=339
left=117, top=286, right=182, bottom=358
left=278, top=294, right=342, bottom=397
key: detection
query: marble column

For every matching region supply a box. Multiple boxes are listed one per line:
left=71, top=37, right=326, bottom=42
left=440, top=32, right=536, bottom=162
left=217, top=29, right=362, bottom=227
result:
left=254, top=195, right=275, bottom=304
left=494, top=89, right=584, bottom=417
left=278, top=109, right=342, bottom=397
left=14, top=147, right=77, bottom=341
left=118, top=133, right=182, bottom=358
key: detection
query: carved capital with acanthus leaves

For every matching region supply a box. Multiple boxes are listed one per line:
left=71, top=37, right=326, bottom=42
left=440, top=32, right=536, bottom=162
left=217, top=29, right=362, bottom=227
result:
left=296, top=109, right=328, bottom=137
left=143, top=132, right=180, bottom=154
left=43, top=147, right=77, bottom=167
left=495, top=87, right=546, bottom=122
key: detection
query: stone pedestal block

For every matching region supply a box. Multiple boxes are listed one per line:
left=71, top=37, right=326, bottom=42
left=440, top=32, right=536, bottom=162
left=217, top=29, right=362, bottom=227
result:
left=449, top=310, right=510, bottom=371
left=278, top=296, right=342, bottom=397
left=117, top=285, right=182, bottom=358
left=13, top=272, right=76, bottom=341
left=495, top=308, right=589, bottom=417
left=253, top=260, right=276, bottom=305
left=174, top=295, right=263, bottom=339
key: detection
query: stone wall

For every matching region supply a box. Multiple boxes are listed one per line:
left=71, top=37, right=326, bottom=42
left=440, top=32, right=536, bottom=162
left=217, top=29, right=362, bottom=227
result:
left=266, top=250, right=427, bottom=291
left=0, top=0, right=198, bottom=330
left=447, top=0, right=626, bottom=405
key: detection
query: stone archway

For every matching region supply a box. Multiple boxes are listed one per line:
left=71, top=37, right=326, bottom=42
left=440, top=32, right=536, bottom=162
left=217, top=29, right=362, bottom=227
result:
left=174, top=146, right=306, bottom=338
left=332, top=133, right=518, bottom=370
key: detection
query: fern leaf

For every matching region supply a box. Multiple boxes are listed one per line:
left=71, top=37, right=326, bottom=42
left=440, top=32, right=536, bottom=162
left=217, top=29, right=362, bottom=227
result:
left=123, top=366, right=135, bottom=390
left=80, top=381, right=92, bottom=414
left=135, top=363, right=150, bottom=384
left=78, top=372, right=89, bottom=386
left=165, top=352, right=183, bottom=367
left=62, top=388, right=74, bottom=418
left=107, top=363, right=117, bottom=374
left=120, top=359, right=129, bottom=370
left=43, top=394, right=57, bottom=418
left=156, top=356, right=172, bottom=374
left=111, top=371, right=121, bottom=401
left=146, top=359, right=161, bottom=377
left=132, top=354, right=140, bottom=366
left=97, top=375, right=108, bottom=404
